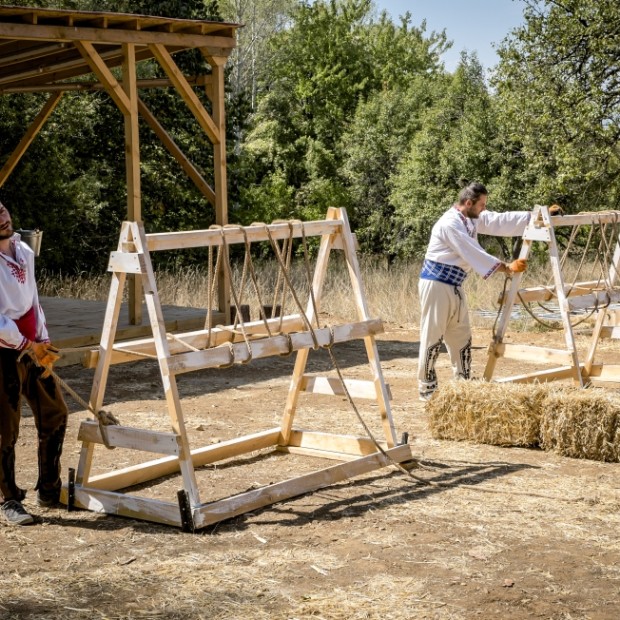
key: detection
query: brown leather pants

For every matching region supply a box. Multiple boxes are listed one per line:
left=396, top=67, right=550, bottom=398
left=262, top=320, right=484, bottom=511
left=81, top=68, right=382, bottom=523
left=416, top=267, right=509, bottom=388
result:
left=0, top=349, right=68, bottom=502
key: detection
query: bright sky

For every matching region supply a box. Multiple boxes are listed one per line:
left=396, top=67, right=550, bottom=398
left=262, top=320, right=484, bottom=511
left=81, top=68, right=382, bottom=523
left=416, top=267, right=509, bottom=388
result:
left=373, top=0, right=526, bottom=71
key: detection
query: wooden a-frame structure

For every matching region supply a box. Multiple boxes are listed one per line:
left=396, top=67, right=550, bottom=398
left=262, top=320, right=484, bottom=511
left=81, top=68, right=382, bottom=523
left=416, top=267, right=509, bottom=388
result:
left=485, top=205, right=620, bottom=386
left=63, top=207, right=412, bottom=530
left=0, top=5, right=239, bottom=322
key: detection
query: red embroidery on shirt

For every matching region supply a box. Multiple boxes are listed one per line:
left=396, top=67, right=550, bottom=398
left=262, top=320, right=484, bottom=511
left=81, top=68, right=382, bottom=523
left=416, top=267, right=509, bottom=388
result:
left=8, top=262, right=26, bottom=284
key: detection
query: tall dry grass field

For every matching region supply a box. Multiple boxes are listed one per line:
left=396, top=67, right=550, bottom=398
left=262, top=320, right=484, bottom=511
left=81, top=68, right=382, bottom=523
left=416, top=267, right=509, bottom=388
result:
left=38, top=256, right=598, bottom=329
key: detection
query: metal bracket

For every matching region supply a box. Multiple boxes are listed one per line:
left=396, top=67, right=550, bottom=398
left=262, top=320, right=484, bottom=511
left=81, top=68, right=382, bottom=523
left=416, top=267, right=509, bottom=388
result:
left=177, top=489, right=195, bottom=533
left=67, top=467, right=75, bottom=512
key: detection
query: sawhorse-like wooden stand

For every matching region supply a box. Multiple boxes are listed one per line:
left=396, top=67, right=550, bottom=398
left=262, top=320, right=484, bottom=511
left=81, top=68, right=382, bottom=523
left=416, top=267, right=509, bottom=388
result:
left=484, top=206, right=620, bottom=386
left=62, top=208, right=412, bottom=530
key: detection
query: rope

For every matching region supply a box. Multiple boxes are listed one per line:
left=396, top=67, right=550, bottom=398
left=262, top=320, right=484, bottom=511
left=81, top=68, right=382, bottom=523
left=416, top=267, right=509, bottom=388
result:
left=19, top=348, right=119, bottom=449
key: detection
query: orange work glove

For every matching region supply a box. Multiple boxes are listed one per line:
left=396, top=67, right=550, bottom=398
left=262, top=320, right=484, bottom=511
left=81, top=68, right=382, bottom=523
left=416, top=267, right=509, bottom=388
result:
left=29, top=342, right=60, bottom=378
left=549, top=204, right=564, bottom=216
left=507, top=259, right=527, bottom=273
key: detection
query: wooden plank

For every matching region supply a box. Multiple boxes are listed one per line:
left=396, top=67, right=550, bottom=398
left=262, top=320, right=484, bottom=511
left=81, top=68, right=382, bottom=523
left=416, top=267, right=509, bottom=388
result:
left=300, top=376, right=391, bottom=400
left=549, top=212, right=620, bottom=227
left=600, top=326, right=620, bottom=339
left=501, top=281, right=603, bottom=305
left=85, top=314, right=307, bottom=368
left=0, top=22, right=237, bottom=51
left=192, top=444, right=413, bottom=529
left=77, top=420, right=181, bottom=455
left=146, top=219, right=343, bottom=251
left=85, top=428, right=281, bottom=491
left=493, top=366, right=576, bottom=384
left=338, top=208, right=397, bottom=446
left=149, top=43, right=219, bottom=144
left=585, top=364, right=620, bottom=382
left=286, top=430, right=389, bottom=456
left=60, top=486, right=182, bottom=527
left=210, top=57, right=229, bottom=318
left=493, top=343, right=574, bottom=365
left=0, top=91, right=62, bottom=187
left=137, top=98, right=216, bottom=205
left=107, top=251, right=145, bottom=273
left=167, top=319, right=384, bottom=375
left=74, top=40, right=131, bottom=115
left=568, top=290, right=620, bottom=311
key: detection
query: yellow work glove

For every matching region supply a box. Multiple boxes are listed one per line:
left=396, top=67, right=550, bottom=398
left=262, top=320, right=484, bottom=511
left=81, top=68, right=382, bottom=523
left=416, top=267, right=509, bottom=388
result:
left=549, top=204, right=564, bottom=216
left=507, top=259, right=527, bottom=273
left=29, top=341, right=60, bottom=378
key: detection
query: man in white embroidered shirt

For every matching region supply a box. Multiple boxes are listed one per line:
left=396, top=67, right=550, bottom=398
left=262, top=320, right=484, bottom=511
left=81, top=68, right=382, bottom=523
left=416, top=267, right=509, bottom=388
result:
left=417, top=181, right=532, bottom=402
left=0, top=200, right=67, bottom=526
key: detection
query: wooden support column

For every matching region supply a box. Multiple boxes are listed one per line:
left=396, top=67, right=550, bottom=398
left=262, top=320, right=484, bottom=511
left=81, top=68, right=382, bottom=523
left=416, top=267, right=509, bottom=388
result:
left=210, top=56, right=230, bottom=322
left=122, top=42, right=142, bottom=324
left=0, top=91, right=62, bottom=187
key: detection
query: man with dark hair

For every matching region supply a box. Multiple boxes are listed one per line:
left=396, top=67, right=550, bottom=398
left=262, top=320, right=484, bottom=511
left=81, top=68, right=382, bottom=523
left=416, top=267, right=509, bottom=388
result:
left=417, top=181, right=532, bottom=401
left=0, top=200, right=67, bottom=525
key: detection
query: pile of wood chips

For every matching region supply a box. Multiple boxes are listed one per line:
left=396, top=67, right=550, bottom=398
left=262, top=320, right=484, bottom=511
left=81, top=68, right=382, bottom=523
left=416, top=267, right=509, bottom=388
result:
left=427, top=380, right=620, bottom=462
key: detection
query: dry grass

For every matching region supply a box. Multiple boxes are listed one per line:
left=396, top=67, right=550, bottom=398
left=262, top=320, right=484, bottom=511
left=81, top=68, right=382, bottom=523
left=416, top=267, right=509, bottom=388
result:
left=39, top=256, right=587, bottom=329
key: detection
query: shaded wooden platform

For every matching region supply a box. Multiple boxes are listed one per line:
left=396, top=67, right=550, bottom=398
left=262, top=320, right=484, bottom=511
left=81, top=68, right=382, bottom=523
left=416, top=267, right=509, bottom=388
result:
left=41, top=297, right=221, bottom=366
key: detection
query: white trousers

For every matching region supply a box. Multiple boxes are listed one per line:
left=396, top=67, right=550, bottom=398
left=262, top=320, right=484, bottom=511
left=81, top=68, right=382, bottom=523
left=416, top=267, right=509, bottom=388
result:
left=417, top=278, right=472, bottom=398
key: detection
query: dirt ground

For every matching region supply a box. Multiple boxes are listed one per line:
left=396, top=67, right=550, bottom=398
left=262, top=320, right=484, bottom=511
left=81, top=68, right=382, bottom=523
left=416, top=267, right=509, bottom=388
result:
left=2, top=323, right=620, bottom=620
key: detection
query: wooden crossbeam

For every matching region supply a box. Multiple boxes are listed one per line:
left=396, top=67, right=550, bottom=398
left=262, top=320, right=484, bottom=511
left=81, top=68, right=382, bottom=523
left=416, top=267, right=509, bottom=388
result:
left=167, top=319, right=384, bottom=375
left=145, top=219, right=343, bottom=251
left=78, top=421, right=181, bottom=455
left=300, top=376, right=391, bottom=400
left=192, top=444, right=412, bottom=529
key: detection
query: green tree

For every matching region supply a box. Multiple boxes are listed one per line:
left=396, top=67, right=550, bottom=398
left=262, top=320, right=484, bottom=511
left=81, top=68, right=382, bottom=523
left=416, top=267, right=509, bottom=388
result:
left=493, top=0, right=620, bottom=213
left=390, top=53, right=498, bottom=257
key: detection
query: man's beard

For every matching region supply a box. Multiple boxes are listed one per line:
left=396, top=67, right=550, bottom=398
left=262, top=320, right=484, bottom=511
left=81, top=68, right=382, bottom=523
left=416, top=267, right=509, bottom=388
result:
left=0, top=229, right=13, bottom=240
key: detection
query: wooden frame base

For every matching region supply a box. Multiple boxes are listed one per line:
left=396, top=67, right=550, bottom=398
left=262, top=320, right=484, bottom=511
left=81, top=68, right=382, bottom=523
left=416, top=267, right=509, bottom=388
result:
left=70, top=209, right=409, bottom=530
left=61, top=433, right=412, bottom=529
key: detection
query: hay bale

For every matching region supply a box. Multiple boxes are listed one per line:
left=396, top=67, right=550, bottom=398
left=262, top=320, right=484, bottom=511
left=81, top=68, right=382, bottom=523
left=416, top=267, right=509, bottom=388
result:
left=540, top=391, right=620, bottom=462
left=427, top=380, right=548, bottom=447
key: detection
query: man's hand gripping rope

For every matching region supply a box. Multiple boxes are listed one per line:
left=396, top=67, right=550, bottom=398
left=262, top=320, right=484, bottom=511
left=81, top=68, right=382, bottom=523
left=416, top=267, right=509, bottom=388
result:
left=18, top=343, right=119, bottom=449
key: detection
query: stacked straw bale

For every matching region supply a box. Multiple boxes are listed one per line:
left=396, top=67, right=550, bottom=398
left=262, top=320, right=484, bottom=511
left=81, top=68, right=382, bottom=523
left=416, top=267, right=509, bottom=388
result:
left=541, top=391, right=620, bottom=462
left=427, top=380, right=620, bottom=462
left=427, top=381, right=548, bottom=447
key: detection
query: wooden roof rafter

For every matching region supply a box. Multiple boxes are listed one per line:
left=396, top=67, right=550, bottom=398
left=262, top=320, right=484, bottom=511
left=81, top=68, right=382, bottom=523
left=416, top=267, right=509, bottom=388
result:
left=0, top=5, right=238, bottom=93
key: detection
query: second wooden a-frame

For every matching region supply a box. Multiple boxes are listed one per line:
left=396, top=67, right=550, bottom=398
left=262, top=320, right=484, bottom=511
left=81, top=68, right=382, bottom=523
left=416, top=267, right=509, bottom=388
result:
left=63, top=208, right=412, bottom=530
left=484, top=205, right=620, bottom=386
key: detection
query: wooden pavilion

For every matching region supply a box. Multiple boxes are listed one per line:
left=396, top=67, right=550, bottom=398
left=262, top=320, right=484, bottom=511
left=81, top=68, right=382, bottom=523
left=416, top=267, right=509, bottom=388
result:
left=0, top=5, right=239, bottom=351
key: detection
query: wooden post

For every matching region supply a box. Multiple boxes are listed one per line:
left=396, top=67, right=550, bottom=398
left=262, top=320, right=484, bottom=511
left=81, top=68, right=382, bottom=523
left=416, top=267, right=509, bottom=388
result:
left=122, top=42, right=142, bottom=325
left=211, top=56, right=231, bottom=323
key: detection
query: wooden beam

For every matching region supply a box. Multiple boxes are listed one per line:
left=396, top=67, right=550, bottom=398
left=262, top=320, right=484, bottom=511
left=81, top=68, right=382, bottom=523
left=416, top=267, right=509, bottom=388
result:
left=492, top=343, right=574, bottom=366
left=0, top=91, right=62, bottom=187
left=78, top=421, right=181, bottom=455
left=285, top=430, right=390, bottom=456
left=0, top=22, right=237, bottom=51
left=167, top=319, right=385, bottom=375
left=146, top=219, right=343, bottom=251
left=86, top=314, right=307, bottom=368
left=83, top=428, right=281, bottom=491
left=209, top=56, right=229, bottom=318
left=0, top=75, right=213, bottom=94
left=192, top=444, right=412, bottom=529
left=74, top=40, right=130, bottom=115
left=122, top=42, right=142, bottom=325
left=492, top=366, right=576, bottom=384
left=149, top=43, right=220, bottom=144
left=300, top=376, right=391, bottom=400
left=137, top=98, right=216, bottom=205
left=61, top=486, right=183, bottom=527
